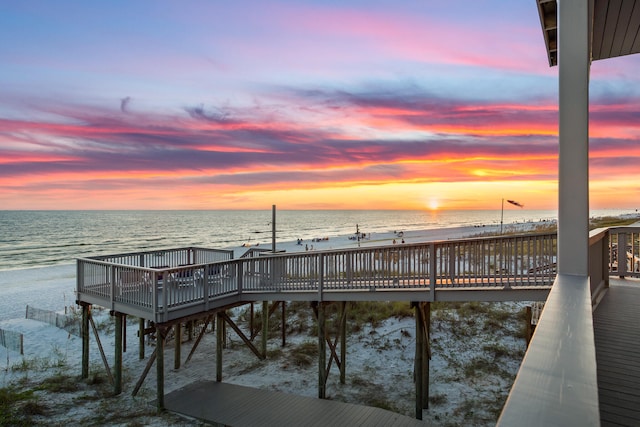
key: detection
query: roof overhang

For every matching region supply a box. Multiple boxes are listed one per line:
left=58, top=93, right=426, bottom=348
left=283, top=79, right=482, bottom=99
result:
left=537, top=0, right=640, bottom=67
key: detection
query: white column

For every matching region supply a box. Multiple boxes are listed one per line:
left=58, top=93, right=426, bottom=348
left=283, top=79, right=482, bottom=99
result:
left=558, top=0, right=590, bottom=277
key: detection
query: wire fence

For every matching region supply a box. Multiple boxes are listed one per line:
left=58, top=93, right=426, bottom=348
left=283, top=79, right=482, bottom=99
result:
left=0, top=328, right=23, bottom=355
left=25, top=305, right=81, bottom=337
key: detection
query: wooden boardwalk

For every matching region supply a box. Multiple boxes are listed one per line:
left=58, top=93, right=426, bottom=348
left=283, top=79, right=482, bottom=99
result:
left=593, top=278, right=640, bottom=426
left=164, top=381, right=425, bottom=427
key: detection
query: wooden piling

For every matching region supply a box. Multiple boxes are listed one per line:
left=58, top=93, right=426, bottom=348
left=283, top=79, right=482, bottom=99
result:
left=187, top=320, right=194, bottom=341
left=174, top=322, right=182, bottom=370
left=340, top=301, right=347, bottom=384
left=114, top=312, right=123, bottom=395
left=216, top=312, right=223, bottom=382
left=250, top=303, right=254, bottom=339
left=139, top=318, right=145, bottom=359
left=81, top=303, right=90, bottom=379
left=318, top=302, right=326, bottom=399
left=122, top=314, right=127, bottom=353
left=414, top=302, right=423, bottom=420
left=262, top=301, right=268, bottom=357
left=282, top=301, right=286, bottom=347
left=526, top=306, right=533, bottom=346
left=422, top=302, right=430, bottom=409
left=156, top=325, right=165, bottom=410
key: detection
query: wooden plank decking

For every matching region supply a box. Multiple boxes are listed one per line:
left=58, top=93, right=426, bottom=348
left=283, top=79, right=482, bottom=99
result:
left=164, top=381, right=425, bottom=427
left=593, top=278, right=640, bottom=426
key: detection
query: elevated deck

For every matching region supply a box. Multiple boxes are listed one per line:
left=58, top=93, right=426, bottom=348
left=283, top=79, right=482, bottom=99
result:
left=77, top=233, right=558, bottom=323
left=594, top=278, right=640, bottom=426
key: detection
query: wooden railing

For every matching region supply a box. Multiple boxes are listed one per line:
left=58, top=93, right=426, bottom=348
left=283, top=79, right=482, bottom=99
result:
left=77, top=232, right=557, bottom=322
left=499, top=224, right=640, bottom=425
left=608, top=226, right=640, bottom=278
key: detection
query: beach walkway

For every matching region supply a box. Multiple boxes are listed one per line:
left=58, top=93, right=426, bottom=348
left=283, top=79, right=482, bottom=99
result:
left=593, top=278, right=640, bottom=426
left=164, top=381, right=425, bottom=427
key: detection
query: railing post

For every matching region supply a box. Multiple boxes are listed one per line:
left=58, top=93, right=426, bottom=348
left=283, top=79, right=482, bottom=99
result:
left=110, top=266, right=116, bottom=311
left=237, top=261, right=243, bottom=296
left=448, top=243, right=456, bottom=284
left=429, top=244, right=436, bottom=301
left=618, top=232, right=628, bottom=278
left=77, top=260, right=83, bottom=298
left=162, top=272, right=168, bottom=323
left=604, top=231, right=610, bottom=286
left=152, top=272, right=159, bottom=322
left=318, top=254, right=324, bottom=302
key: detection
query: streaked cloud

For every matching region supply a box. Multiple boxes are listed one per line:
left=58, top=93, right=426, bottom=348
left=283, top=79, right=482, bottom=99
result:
left=0, top=1, right=639, bottom=210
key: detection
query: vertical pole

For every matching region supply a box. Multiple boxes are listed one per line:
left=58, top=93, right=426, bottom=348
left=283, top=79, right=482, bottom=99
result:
left=525, top=306, right=533, bottom=347
left=281, top=301, right=286, bottom=347
left=156, top=326, right=165, bottom=410
left=618, top=233, right=628, bottom=278
left=216, top=313, right=223, bottom=382
left=122, top=314, right=127, bottom=353
left=558, top=0, right=590, bottom=277
left=318, top=302, right=326, bottom=399
left=139, top=318, right=145, bottom=359
left=500, top=198, right=504, bottom=235
left=414, top=302, right=423, bottom=420
left=250, top=303, right=254, bottom=339
left=81, top=304, right=90, bottom=379
left=114, top=312, right=123, bottom=395
left=422, top=302, right=430, bottom=409
left=174, top=322, right=182, bottom=370
left=222, top=313, right=227, bottom=349
left=272, top=204, right=276, bottom=253
left=262, top=301, right=269, bottom=357
left=340, top=301, right=347, bottom=384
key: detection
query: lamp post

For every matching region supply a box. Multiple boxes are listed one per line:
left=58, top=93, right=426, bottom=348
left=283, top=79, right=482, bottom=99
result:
left=500, top=199, right=504, bottom=235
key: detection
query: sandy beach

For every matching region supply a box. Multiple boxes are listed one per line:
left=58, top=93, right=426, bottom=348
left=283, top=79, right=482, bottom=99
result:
left=0, top=223, right=543, bottom=425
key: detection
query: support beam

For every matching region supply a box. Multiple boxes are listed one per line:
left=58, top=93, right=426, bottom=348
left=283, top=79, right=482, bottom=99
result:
left=81, top=303, right=90, bottom=379
left=132, top=346, right=157, bottom=397
left=114, top=312, right=123, bottom=395
left=187, top=320, right=194, bottom=341
left=139, top=318, right=145, bottom=360
left=174, top=322, right=182, bottom=370
left=250, top=303, right=254, bottom=339
left=414, top=302, right=424, bottom=420
left=122, top=314, right=127, bottom=353
left=262, top=301, right=268, bottom=357
left=216, top=312, right=223, bottom=382
left=525, top=306, right=533, bottom=347
left=340, top=301, right=347, bottom=384
left=282, top=301, right=286, bottom=347
left=185, top=315, right=213, bottom=365
left=317, top=302, right=326, bottom=399
left=557, top=0, right=590, bottom=276
left=90, top=313, right=114, bottom=386
left=219, top=312, right=265, bottom=359
left=156, top=326, right=165, bottom=411
left=422, top=302, right=430, bottom=409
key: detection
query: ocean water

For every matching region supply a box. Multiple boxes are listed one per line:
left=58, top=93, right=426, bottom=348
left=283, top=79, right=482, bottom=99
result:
left=0, top=209, right=635, bottom=272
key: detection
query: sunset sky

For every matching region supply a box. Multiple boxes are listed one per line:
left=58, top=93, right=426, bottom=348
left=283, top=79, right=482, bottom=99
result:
left=1, top=1, right=639, bottom=211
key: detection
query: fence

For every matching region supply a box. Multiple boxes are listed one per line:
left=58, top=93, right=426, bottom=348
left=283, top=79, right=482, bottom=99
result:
left=26, top=305, right=81, bottom=337
left=0, top=328, right=23, bottom=355
left=78, top=231, right=557, bottom=323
